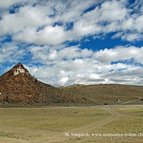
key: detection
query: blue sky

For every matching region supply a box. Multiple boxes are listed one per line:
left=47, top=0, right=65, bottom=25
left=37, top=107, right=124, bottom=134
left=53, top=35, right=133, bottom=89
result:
left=0, top=0, right=143, bottom=86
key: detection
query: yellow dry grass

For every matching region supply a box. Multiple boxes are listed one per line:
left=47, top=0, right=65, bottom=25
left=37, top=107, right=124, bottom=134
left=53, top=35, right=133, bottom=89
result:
left=0, top=105, right=142, bottom=143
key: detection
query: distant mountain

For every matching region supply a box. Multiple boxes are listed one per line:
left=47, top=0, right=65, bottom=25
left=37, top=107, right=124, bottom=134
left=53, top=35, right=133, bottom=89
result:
left=0, top=63, right=84, bottom=104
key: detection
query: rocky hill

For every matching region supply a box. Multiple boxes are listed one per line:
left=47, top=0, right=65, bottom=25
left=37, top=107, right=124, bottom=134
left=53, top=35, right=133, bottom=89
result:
left=0, top=63, right=84, bottom=104
left=0, top=63, right=143, bottom=105
left=61, top=84, right=143, bottom=105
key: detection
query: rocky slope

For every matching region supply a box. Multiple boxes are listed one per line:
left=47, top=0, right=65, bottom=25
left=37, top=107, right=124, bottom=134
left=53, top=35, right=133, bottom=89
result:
left=62, top=84, right=143, bottom=104
left=0, top=63, right=84, bottom=104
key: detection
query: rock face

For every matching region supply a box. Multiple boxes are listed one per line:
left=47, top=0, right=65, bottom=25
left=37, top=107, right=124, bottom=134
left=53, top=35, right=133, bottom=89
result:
left=0, top=63, right=82, bottom=104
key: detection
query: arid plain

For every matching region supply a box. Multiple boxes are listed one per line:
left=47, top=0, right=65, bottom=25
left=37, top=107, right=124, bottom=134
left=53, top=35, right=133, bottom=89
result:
left=0, top=105, right=142, bottom=143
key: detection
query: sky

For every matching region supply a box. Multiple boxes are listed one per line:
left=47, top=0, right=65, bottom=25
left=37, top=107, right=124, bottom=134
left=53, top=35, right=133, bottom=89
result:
left=0, top=0, right=143, bottom=86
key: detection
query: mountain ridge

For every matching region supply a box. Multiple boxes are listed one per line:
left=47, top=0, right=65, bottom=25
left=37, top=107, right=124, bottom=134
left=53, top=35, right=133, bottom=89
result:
left=0, top=63, right=143, bottom=105
left=61, top=84, right=143, bottom=104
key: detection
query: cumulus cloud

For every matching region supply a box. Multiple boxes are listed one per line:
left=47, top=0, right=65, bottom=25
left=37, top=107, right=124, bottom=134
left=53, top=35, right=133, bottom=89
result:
left=0, top=0, right=143, bottom=44
left=0, top=43, right=25, bottom=63
left=25, top=45, right=143, bottom=86
left=0, top=0, right=143, bottom=86
left=27, top=60, right=143, bottom=86
left=30, top=45, right=93, bottom=63
left=0, top=0, right=22, bottom=9
left=94, top=46, right=143, bottom=64
left=0, top=42, right=143, bottom=86
left=14, top=26, right=72, bottom=45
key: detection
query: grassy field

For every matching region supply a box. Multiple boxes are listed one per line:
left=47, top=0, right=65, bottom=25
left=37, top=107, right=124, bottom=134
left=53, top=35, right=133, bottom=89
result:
left=0, top=105, right=142, bottom=143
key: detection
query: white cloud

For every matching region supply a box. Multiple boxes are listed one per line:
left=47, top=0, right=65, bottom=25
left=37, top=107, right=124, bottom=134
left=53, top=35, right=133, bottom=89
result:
left=94, top=46, right=143, bottom=64
left=26, top=59, right=143, bottom=86
left=1, top=43, right=142, bottom=86
left=0, top=0, right=22, bottom=9
left=0, top=0, right=143, bottom=86
left=0, top=5, right=53, bottom=36
left=30, top=45, right=93, bottom=63
left=13, top=25, right=70, bottom=45
left=134, top=15, right=143, bottom=32
left=59, top=77, right=69, bottom=85
left=25, top=45, right=143, bottom=86
left=0, top=43, right=25, bottom=63
left=0, top=0, right=142, bottom=44
left=99, top=0, right=127, bottom=22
